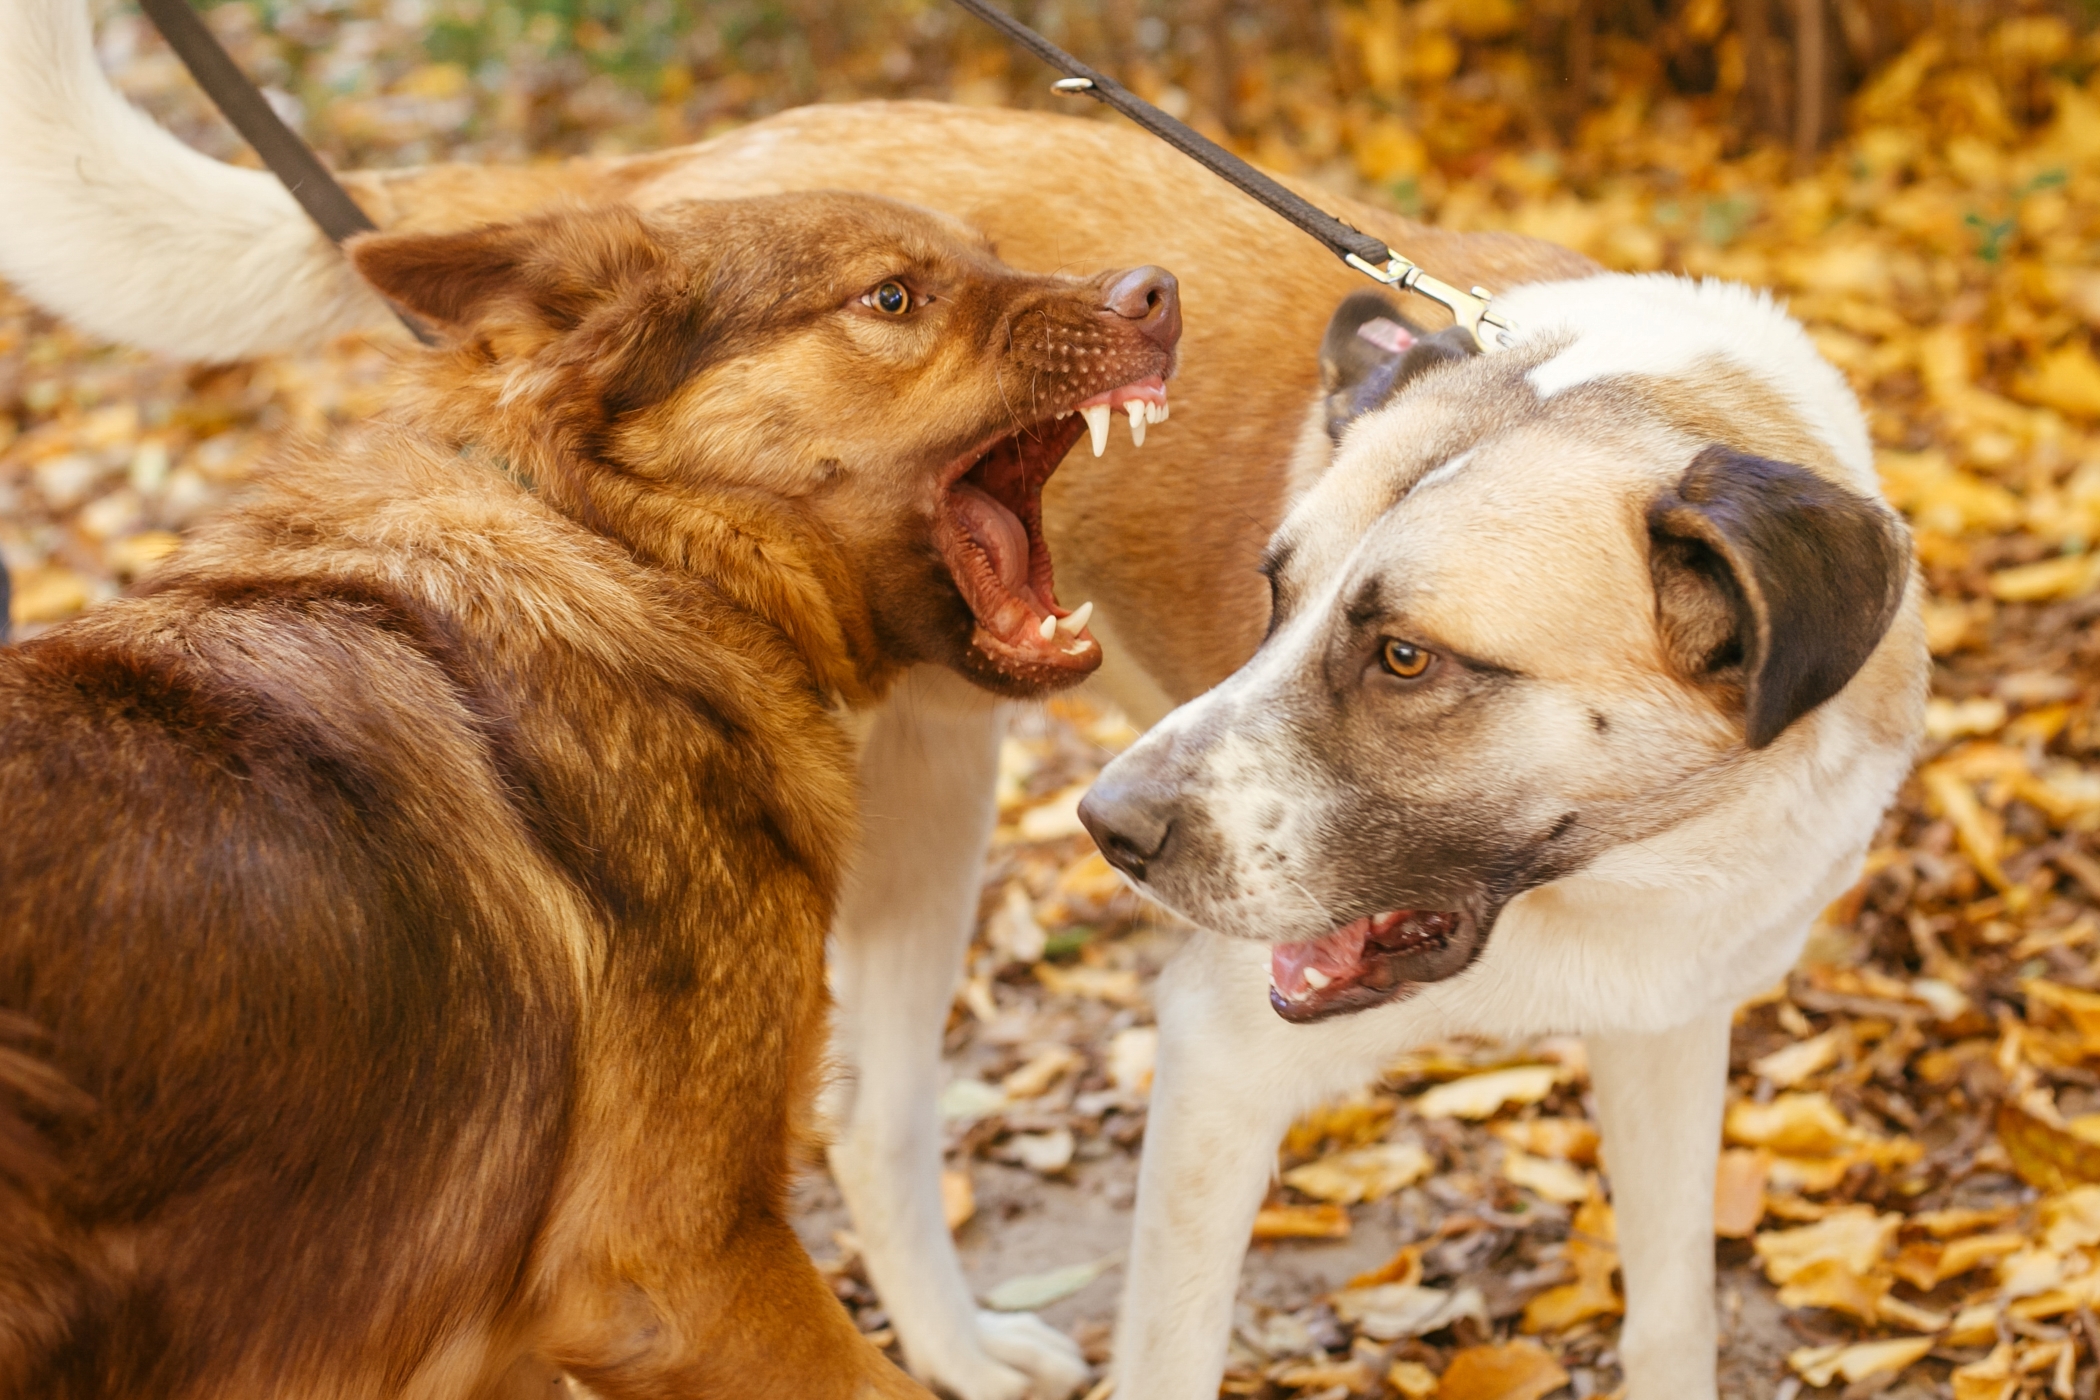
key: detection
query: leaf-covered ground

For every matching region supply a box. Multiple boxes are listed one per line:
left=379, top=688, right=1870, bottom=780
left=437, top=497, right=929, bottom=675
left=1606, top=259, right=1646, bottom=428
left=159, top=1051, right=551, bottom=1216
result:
left=5, top=3, right=2100, bottom=1397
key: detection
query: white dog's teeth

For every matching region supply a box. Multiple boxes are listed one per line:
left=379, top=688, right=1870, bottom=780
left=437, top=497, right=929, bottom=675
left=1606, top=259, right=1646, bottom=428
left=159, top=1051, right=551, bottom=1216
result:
left=1126, top=400, right=1146, bottom=447
left=1083, top=404, right=1111, bottom=456
left=1055, top=600, right=1094, bottom=636
left=1038, top=614, right=1058, bottom=642
left=1302, top=966, right=1331, bottom=990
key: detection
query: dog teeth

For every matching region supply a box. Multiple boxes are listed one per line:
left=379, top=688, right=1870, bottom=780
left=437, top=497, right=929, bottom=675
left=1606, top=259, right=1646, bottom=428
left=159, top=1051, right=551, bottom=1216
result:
left=1055, top=600, right=1093, bottom=636
left=1038, top=614, right=1058, bottom=642
left=1083, top=403, right=1112, bottom=457
left=1301, top=966, right=1331, bottom=990
left=1126, top=400, right=1147, bottom=447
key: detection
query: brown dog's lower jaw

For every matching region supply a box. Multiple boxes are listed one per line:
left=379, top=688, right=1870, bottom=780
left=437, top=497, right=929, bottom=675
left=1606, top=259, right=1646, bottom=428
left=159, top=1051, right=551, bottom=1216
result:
left=1267, top=906, right=1480, bottom=1022
left=939, top=376, right=1167, bottom=687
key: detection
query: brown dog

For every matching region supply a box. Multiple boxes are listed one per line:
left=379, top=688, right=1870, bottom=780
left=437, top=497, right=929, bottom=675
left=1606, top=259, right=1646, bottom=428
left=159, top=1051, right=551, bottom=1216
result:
left=0, top=192, right=1176, bottom=1399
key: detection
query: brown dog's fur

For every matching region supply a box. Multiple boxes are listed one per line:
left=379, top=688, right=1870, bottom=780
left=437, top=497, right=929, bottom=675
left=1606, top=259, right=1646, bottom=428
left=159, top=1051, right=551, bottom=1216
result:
left=0, top=193, right=1173, bottom=1399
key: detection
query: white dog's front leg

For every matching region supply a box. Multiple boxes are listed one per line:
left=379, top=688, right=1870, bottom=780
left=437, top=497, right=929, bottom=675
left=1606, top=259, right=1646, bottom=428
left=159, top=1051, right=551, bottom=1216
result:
left=1584, top=1006, right=1732, bottom=1400
left=827, top=669, right=1088, bottom=1400
left=1114, top=933, right=1377, bottom=1400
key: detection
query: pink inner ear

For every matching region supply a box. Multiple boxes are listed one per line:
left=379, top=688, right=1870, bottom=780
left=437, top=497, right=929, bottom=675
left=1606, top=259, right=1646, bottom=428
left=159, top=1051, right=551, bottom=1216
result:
left=1356, top=317, right=1415, bottom=355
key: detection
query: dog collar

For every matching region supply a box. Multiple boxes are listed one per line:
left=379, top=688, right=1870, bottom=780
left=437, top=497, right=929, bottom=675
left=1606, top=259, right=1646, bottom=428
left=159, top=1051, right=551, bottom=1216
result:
left=955, top=0, right=1520, bottom=353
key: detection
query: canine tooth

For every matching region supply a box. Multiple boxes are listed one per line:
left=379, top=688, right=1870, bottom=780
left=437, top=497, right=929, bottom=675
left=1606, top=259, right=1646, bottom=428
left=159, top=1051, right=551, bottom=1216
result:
left=1302, top=966, right=1332, bottom=990
left=1056, top=600, right=1094, bottom=636
left=1083, top=403, right=1112, bottom=456
left=1038, top=614, right=1058, bottom=642
left=1126, top=400, right=1146, bottom=447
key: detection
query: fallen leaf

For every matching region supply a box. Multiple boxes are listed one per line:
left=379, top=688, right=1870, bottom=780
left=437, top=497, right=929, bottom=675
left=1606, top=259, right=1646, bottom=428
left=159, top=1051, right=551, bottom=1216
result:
left=1004, top=1128, right=1075, bottom=1175
left=10, top=564, right=90, bottom=624
left=1414, top=1066, right=1560, bottom=1120
left=939, top=1077, right=1008, bottom=1121
left=1000, top=1045, right=1082, bottom=1099
left=1331, top=1282, right=1487, bottom=1339
left=1522, top=1194, right=1620, bottom=1332
left=1754, top=1206, right=1902, bottom=1283
left=1282, top=1141, right=1433, bottom=1205
left=1500, top=1148, right=1591, bottom=1204
left=1106, top=1025, right=1157, bottom=1096
left=1435, top=1339, right=1569, bottom=1400
left=1386, top=1359, right=1438, bottom=1399
left=1252, top=1203, right=1352, bottom=1241
left=1775, top=1257, right=1890, bottom=1322
left=1489, top=1117, right=1599, bottom=1164
left=1713, top=1148, right=1769, bottom=1239
left=1725, top=1092, right=1856, bottom=1156
left=941, top=1168, right=975, bottom=1231
left=1950, top=1343, right=2017, bottom=1400
left=2039, top=1185, right=2100, bottom=1251
left=982, top=1254, right=1119, bottom=1311
left=1751, top=1028, right=1847, bottom=1087
left=1033, top=963, right=1143, bottom=1006
left=1015, top=783, right=1090, bottom=841
left=1788, top=1335, right=1937, bottom=1387
left=1347, top=1243, right=1423, bottom=1289
left=1282, top=1092, right=1397, bottom=1157
left=1998, top=1099, right=2100, bottom=1191
left=1270, top=1358, right=1373, bottom=1391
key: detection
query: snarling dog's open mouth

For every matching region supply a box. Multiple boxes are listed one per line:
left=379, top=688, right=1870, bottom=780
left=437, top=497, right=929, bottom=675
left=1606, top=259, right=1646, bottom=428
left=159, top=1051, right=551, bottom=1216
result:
left=936, top=376, right=1167, bottom=687
left=1267, top=901, right=1489, bottom=1023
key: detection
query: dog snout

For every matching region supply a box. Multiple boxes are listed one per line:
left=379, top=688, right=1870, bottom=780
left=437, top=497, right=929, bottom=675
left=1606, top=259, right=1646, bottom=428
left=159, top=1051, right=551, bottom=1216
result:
left=1103, top=266, right=1182, bottom=352
left=1079, top=771, right=1178, bottom=884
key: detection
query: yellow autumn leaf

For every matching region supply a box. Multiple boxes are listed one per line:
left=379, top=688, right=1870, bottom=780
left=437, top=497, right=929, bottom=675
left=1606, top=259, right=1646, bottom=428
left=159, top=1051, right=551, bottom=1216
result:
left=1754, top=1206, right=1902, bottom=1283
left=1281, top=1141, right=1433, bottom=1205
left=1414, top=1065, right=1560, bottom=1120
left=2013, top=341, right=2100, bottom=418
left=1724, top=1092, right=1856, bottom=1156
left=1251, top=1203, right=1351, bottom=1241
left=1789, top=1336, right=1937, bottom=1387
left=1500, top=1148, right=1591, bottom=1205
left=1436, top=1340, right=1568, bottom=1400
left=1489, top=1117, right=1599, bottom=1164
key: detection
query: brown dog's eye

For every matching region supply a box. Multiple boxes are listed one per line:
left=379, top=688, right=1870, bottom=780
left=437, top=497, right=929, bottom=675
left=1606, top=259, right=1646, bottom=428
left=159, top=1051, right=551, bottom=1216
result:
left=1379, top=639, right=1433, bottom=679
left=869, top=281, right=911, bottom=315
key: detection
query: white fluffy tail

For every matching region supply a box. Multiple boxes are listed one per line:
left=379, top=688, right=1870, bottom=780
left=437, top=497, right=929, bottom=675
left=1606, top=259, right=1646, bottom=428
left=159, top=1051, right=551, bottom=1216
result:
left=0, top=0, right=387, bottom=358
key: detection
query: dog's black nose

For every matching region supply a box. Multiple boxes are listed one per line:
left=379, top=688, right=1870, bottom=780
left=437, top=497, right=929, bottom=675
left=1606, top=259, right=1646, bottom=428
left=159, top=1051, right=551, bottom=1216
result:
left=1078, top=774, right=1176, bottom=883
left=1104, top=266, right=1182, bottom=352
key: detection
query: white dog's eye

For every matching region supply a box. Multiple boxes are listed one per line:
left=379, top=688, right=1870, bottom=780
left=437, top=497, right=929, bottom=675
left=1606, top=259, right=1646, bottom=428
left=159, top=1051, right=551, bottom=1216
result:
left=1379, top=638, right=1433, bottom=680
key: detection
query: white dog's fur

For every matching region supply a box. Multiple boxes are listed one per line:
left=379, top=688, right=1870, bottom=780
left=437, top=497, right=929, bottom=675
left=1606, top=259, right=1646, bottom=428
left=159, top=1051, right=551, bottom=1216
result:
left=0, top=12, right=1925, bottom=1397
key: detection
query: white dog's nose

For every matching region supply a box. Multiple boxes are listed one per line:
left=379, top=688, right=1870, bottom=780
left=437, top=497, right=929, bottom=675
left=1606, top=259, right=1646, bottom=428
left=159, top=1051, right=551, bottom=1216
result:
left=1077, top=770, right=1177, bottom=884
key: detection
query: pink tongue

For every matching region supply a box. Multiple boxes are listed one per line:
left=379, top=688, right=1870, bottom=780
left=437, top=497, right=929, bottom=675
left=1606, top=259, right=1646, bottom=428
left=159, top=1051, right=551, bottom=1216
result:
left=950, top=483, right=1029, bottom=592
left=1270, top=918, right=1371, bottom=998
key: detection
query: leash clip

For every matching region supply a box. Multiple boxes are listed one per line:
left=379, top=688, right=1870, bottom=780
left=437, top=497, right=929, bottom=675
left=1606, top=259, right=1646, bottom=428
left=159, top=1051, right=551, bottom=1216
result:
left=1344, top=252, right=1520, bottom=354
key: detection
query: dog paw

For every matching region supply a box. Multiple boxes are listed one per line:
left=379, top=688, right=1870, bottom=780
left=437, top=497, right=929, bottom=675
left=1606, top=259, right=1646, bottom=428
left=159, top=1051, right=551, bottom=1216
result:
left=970, top=1311, right=1090, bottom=1400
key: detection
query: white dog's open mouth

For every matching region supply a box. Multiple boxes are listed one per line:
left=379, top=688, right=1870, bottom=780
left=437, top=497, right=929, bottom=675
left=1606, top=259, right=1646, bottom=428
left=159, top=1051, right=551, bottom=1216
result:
left=1268, top=907, right=1478, bottom=1023
left=936, top=376, right=1167, bottom=687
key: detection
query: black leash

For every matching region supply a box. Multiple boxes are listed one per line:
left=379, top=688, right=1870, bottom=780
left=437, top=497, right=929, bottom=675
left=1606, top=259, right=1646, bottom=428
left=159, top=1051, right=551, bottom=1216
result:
left=945, top=0, right=1518, bottom=350
left=136, top=0, right=434, bottom=344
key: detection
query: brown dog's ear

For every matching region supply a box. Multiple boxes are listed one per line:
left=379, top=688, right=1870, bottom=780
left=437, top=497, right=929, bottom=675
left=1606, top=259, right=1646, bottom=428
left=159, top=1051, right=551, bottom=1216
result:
left=1648, top=445, right=1909, bottom=749
left=1318, top=290, right=1474, bottom=443
left=347, top=209, right=705, bottom=414
left=346, top=207, right=678, bottom=332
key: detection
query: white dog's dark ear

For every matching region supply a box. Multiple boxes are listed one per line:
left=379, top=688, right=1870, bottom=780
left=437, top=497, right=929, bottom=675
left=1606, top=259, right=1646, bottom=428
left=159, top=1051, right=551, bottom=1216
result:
left=1317, top=291, right=1474, bottom=442
left=1648, top=445, right=1909, bottom=749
